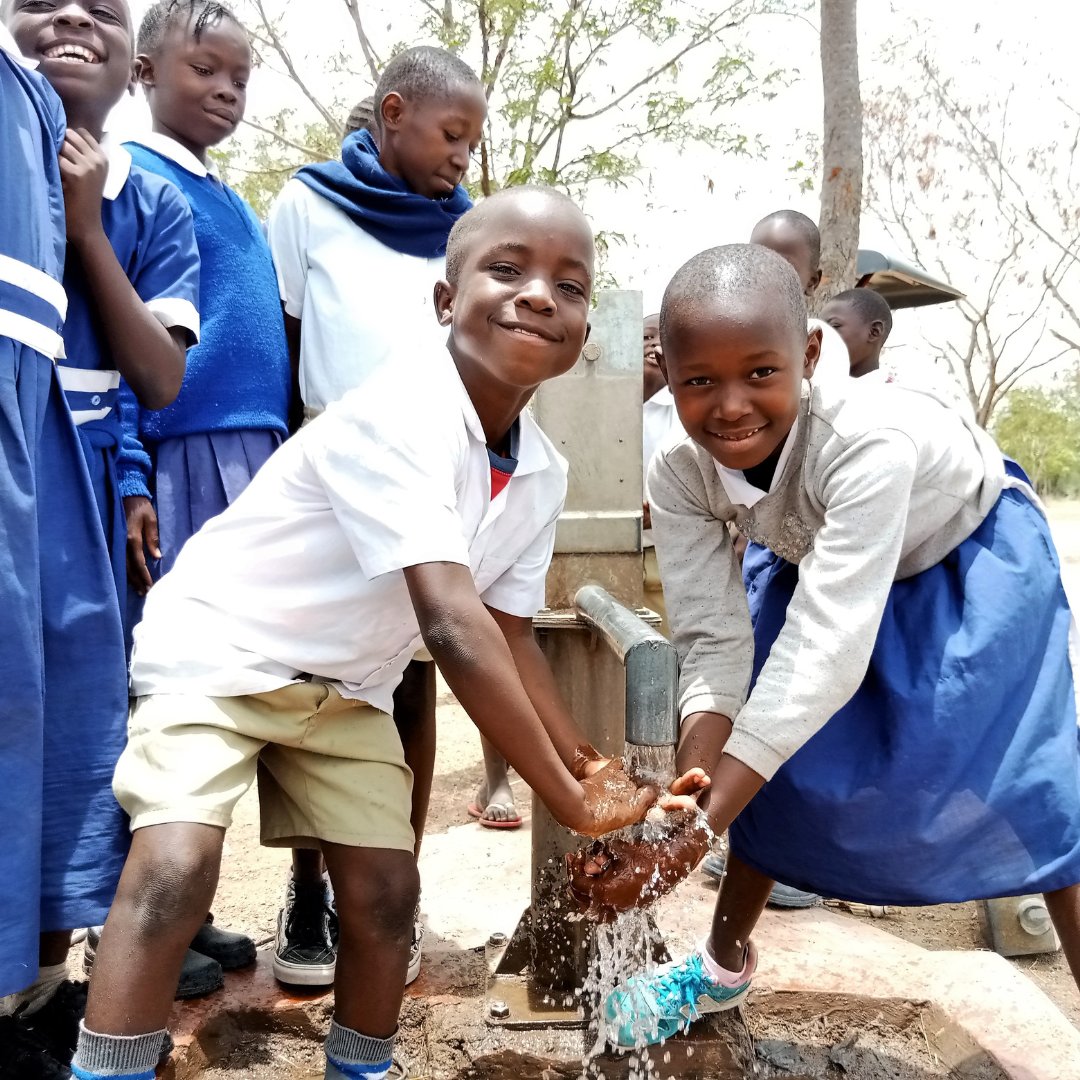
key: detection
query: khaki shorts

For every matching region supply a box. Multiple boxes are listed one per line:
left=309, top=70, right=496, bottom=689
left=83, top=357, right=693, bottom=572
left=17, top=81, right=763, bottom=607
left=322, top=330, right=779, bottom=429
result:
left=114, top=682, right=414, bottom=852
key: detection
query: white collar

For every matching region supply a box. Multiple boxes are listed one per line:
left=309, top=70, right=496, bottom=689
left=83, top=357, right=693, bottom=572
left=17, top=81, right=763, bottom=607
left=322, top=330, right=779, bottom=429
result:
left=644, top=385, right=675, bottom=408
left=453, top=364, right=551, bottom=478
left=0, top=23, right=37, bottom=68
left=714, top=416, right=800, bottom=508
left=101, top=135, right=131, bottom=201
left=130, top=131, right=217, bottom=178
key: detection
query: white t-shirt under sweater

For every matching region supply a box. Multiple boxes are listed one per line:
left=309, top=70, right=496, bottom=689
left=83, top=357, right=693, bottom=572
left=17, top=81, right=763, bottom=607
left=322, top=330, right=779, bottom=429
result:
left=129, top=350, right=568, bottom=714
left=267, top=179, right=448, bottom=413
left=647, top=376, right=1010, bottom=781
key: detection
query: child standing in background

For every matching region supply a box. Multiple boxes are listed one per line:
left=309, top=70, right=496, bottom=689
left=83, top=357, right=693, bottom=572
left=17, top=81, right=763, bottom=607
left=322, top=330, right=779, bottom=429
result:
left=819, top=287, right=892, bottom=378
left=267, top=45, right=488, bottom=971
left=116, top=0, right=292, bottom=994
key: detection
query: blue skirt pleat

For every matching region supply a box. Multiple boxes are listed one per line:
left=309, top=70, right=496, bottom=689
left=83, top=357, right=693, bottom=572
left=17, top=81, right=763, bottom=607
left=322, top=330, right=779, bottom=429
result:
left=729, top=487, right=1080, bottom=905
left=0, top=340, right=50, bottom=996
left=154, top=428, right=283, bottom=574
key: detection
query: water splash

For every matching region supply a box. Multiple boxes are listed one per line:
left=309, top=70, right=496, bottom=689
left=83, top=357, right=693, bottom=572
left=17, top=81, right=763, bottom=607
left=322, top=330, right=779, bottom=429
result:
left=576, top=741, right=712, bottom=1079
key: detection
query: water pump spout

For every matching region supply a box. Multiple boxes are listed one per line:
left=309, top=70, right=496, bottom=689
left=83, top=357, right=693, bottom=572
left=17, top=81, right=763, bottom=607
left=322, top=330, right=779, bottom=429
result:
left=573, top=584, right=679, bottom=748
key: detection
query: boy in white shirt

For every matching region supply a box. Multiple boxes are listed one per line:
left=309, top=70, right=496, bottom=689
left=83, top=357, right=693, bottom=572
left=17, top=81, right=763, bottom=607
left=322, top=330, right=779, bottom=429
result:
left=72, top=187, right=703, bottom=1080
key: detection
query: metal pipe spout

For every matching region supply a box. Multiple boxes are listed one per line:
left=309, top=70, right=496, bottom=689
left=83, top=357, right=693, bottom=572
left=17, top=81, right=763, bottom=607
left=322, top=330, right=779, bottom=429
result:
left=573, top=584, right=679, bottom=747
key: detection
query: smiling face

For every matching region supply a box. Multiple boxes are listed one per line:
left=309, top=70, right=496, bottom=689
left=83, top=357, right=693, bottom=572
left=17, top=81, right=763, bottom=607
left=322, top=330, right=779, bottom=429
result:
left=3, top=0, right=134, bottom=135
left=662, top=294, right=819, bottom=471
left=137, top=13, right=250, bottom=162
left=436, top=191, right=594, bottom=402
left=379, top=81, right=488, bottom=200
left=643, top=313, right=666, bottom=401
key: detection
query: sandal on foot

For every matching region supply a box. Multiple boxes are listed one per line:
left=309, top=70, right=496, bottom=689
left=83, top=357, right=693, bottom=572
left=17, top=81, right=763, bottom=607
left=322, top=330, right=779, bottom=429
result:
left=466, top=802, right=522, bottom=829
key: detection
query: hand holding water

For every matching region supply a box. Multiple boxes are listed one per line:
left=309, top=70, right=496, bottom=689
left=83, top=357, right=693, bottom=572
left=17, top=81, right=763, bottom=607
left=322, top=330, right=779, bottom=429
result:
left=565, top=767, right=711, bottom=916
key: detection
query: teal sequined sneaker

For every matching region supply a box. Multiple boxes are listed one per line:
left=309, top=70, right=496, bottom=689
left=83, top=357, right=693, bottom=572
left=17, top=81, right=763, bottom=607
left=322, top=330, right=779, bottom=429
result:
left=604, top=942, right=757, bottom=1049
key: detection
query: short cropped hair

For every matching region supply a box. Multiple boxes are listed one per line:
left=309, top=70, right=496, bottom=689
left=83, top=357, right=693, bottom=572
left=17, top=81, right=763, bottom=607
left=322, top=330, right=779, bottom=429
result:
left=137, top=0, right=241, bottom=55
left=374, top=46, right=481, bottom=128
left=345, top=97, right=376, bottom=137
left=444, top=186, right=589, bottom=284
left=661, top=244, right=807, bottom=343
left=827, top=288, right=894, bottom=340
left=752, top=209, right=821, bottom=269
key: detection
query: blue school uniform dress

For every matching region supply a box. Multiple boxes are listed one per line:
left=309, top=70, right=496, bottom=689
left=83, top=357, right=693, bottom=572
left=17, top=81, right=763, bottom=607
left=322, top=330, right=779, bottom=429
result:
left=118, top=134, right=289, bottom=578
left=0, top=29, right=126, bottom=997
left=732, top=483, right=1080, bottom=905
left=60, top=139, right=200, bottom=642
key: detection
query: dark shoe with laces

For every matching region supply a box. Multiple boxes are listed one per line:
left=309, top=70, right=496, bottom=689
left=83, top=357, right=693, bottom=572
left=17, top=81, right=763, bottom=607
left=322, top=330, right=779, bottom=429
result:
left=0, top=1016, right=71, bottom=1079
left=272, top=876, right=338, bottom=987
left=84, top=925, right=224, bottom=1000
left=190, top=913, right=256, bottom=970
left=19, top=980, right=86, bottom=1066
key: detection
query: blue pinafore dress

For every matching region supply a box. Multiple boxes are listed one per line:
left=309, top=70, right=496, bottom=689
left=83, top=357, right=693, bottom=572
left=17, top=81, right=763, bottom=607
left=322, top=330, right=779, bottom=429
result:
left=729, top=473, right=1080, bottom=905
left=0, top=44, right=127, bottom=997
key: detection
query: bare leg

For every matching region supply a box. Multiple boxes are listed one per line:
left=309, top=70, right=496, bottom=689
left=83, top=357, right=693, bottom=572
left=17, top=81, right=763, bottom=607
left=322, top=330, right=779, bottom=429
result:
left=321, top=841, right=419, bottom=1036
left=708, top=852, right=773, bottom=971
left=473, top=736, right=520, bottom=825
left=1045, top=883, right=1080, bottom=992
left=394, top=659, right=437, bottom=858
left=84, top=823, right=223, bottom=1035
left=292, top=847, right=324, bottom=887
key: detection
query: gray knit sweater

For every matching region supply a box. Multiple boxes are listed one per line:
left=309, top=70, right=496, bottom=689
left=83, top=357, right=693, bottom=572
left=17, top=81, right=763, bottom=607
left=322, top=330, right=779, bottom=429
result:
left=647, top=378, right=1007, bottom=780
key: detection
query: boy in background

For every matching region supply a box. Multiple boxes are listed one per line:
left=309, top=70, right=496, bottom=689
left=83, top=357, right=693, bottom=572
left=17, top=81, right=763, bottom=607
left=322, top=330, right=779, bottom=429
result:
left=820, top=287, right=893, bottom=378
left=267, top=45, right=486, bottom=971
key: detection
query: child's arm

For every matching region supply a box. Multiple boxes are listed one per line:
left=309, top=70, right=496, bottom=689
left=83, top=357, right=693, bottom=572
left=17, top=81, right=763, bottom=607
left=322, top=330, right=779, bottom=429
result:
left=116, top=381, right=159, bottom=593
left=405, top=561, right=658, bottom=837
left=61, top=130, right=188, bottom=409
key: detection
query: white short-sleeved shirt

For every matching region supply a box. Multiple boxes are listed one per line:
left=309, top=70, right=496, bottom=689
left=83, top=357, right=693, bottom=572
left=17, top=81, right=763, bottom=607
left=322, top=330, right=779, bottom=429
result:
left=642, top=386, right=684, bottom=546
left=267, top=179, right=448, bottom=412
left=129, top=350, right=568, bottom=713
left=809, top=317, right=850, bottom=385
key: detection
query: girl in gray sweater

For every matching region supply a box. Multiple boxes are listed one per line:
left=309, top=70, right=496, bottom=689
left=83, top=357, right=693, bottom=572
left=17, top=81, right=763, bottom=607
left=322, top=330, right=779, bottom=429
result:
left=569, top=243, right=1080, bottom=1048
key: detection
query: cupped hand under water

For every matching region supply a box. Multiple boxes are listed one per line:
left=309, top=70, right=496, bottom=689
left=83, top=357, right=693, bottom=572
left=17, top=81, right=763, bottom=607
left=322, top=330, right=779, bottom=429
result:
left=565, top=768, right=712, bottom=918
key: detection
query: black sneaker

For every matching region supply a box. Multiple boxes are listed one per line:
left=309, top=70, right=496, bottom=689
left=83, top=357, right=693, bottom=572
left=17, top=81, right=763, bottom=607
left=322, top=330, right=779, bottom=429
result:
left=0, top=1016, right=71, bottom=1079
left=84, top=926, right=224, bottom=999
left=19, top=981, right=86, bottom=1065
left=272, top=877, right=338, bottom=987
left=190, top=913, right=257, bottom=970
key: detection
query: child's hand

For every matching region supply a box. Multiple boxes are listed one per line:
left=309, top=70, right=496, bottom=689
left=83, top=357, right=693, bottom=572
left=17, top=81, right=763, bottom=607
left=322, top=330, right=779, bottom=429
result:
left=60, top=129, right=108, bottom=246
left=564, top=809, right=711, bottom=920
left=642, top=501, right=652, bottom=532
left=124, top=496, right=160, bottom=595
left=574, top=758, right=659, bottom=837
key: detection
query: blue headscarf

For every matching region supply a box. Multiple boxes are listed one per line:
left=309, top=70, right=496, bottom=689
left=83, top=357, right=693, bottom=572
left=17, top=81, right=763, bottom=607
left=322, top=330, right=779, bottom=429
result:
left=294, top=129, right=472, bottom=258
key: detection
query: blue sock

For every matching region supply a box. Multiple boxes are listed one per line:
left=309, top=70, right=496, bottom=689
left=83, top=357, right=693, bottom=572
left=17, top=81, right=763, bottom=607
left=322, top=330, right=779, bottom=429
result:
left=70, top=1020, right=165, bottom=1079
left=324, top=1018, right=395, bottom=1079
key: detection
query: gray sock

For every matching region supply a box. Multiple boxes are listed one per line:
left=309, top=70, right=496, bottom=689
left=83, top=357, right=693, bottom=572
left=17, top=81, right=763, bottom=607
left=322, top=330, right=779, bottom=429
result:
left=325, top=1018, right=395, bottom=1078
left=71, top=1020, right=166, bottom=1077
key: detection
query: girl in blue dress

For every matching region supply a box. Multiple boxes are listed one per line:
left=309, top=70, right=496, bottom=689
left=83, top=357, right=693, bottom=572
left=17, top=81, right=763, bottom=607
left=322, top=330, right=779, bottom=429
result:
left=568, top=243, right=1080, bottom=1047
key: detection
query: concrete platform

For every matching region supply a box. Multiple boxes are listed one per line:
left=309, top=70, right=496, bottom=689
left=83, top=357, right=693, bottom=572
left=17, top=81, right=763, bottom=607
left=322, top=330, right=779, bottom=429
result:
left=162, top=816, right=1080, bottom=1079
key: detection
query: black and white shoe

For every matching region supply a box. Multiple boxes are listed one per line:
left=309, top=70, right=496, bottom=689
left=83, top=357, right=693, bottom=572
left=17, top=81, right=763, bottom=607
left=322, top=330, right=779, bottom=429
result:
left=272, top=876, right=338, bottom=987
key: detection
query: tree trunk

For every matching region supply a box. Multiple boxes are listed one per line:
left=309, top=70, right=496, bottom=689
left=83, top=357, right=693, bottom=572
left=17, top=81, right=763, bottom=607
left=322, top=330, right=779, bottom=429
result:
left=817, top=0, right=863, bottom=305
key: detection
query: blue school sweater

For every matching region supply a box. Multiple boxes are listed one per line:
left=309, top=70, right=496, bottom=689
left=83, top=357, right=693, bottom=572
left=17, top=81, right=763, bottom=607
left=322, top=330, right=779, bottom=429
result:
left=118, top=140, right=289, bottom=499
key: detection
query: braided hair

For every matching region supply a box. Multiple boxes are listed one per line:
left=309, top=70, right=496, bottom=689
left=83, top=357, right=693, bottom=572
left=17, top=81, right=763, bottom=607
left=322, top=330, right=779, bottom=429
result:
left=137, top=0, right=242, bottom=54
